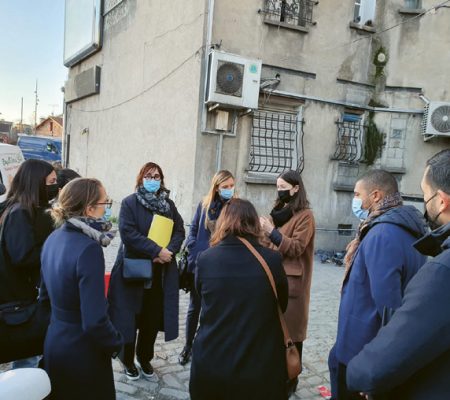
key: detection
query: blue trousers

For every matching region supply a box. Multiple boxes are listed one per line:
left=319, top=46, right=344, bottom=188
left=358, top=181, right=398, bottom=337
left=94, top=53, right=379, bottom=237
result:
left=185, top=289, right=201, bottom=348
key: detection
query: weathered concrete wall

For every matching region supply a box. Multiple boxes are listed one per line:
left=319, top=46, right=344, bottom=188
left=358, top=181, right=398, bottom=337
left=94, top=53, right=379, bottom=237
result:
left=65, top=0, right=206, bottom=219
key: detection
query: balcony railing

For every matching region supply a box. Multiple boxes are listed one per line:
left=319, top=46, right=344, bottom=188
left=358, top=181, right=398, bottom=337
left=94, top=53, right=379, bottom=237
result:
left=331, top=120, right=366, bottom=163
left=261, top=0, right=317, bottom=27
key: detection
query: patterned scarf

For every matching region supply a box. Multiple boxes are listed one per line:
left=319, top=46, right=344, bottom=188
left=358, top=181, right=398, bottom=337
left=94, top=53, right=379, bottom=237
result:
left=68, top=217, right=117, bottom=247
left=344, top=192, right=403, bottom=274
left=135, top=186, right=171, bottom=217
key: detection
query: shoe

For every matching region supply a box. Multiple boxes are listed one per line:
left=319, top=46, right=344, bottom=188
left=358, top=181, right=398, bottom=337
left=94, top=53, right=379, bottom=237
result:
left=136, top=358, right=154, bottom=378
left=178, top=346, right=191, bottom=366
left=124, top=364, right=140, bottom=381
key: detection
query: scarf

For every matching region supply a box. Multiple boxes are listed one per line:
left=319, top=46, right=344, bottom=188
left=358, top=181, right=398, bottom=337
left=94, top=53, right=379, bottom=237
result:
left=270, top=204, right=294, bottom=228
left=205, top=196, right=226, bottom=233
left=68, top=217, right=117, bottom=247
left=344, top=192, right=403, bottom=274
left=136, top=186, right=171, bottom=217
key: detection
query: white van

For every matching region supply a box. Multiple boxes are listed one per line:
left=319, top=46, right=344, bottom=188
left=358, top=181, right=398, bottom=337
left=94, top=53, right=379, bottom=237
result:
left=0, top=144, right=25, bottom=202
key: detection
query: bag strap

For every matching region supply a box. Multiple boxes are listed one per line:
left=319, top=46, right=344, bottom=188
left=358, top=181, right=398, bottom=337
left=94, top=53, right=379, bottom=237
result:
left=237, top=236, right=294, bottom=349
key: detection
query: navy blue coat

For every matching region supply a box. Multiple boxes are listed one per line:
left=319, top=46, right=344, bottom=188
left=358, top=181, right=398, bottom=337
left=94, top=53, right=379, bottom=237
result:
left=190, top=236, right=288, bottom=400
left=347, top=222, right=450, bottom=399
left=186, top=197, right=225, bottom=272
left=0, top=203, right=53, bottom=303
left=41, top=222, right=122, bottom=400
left=334, top=206, right=427, bottom=365
left=108, top=193, right=185, bottom=343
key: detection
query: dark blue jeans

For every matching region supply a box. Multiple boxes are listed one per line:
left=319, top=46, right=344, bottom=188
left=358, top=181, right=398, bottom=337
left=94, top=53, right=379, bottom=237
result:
left=185, top=289, right=201, bottom=348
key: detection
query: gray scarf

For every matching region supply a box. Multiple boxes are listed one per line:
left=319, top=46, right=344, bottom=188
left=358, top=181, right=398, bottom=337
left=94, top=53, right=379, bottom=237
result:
left=135, top=186, right=171, bottom=217
left=68, top=217, right=117, bottom=247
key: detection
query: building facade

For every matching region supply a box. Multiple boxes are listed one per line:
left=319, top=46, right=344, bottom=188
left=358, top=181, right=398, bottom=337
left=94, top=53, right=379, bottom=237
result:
left=64, top=0, right=450, bottom=250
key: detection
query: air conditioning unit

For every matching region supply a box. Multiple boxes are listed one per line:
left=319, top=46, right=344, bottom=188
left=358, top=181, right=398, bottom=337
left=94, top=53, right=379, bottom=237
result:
left=422, top=102, right=450, bottom=140
left=205, top=50, right=262, bottom=109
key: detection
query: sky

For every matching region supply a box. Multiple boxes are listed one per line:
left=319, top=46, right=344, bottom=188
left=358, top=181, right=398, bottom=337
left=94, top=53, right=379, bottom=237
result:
left=0, top=0, right=67, bottom=124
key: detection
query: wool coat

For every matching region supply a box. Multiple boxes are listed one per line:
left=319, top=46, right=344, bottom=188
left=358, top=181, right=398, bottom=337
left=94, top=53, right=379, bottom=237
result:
left=108, top=193, right=185, bottom=343
left=0, top=203, right=53, bottom=303
left=263, top=208, right=315, bottom=343
left=190, top=236, right=288, bottom=400
left=41, top=222, right=123, bottom=400
left=346, top=222, right=450, bottom=399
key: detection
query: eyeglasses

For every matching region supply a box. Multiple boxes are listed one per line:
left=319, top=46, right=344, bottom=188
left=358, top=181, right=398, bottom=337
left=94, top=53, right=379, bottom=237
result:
left=143, top=174, right=161, bottom=181
left=96, top=199, right=113, bottom=209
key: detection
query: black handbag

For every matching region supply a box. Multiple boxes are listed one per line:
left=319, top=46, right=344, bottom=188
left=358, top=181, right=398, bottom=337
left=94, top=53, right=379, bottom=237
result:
left=122, top=257, right=153, bottom=282
left=177, top=247, right=193, bottom=293
left=0, top=300, right=51, bottom=364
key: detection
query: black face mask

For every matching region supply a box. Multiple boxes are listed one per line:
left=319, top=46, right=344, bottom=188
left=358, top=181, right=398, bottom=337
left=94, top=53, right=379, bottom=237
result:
left=277, top=190, right=292, bottom=204
left=424, top=209, right=442, bottom=231
left=46, top=183, right=59, bottom=201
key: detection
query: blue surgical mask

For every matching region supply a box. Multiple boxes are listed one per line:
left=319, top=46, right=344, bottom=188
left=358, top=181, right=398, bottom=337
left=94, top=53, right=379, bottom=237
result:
left=103, top=207, right=112, bottom=222
left=219, top=187, right=234, bottom=200
left=143, top=179, right=161, bottom=193
left=352, top=197, right=369, bottom=220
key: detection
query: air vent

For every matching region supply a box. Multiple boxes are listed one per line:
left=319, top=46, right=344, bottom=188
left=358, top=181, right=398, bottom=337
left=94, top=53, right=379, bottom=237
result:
left=421, top=101, right=450, bottom=141
left=216, top=61, right=244, bottom=97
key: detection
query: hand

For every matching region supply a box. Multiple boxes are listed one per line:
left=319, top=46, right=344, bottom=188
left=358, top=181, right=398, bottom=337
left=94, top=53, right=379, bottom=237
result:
left=259, top=216, right=274, bottom=234
left=158, top=248, right=173, bottom=263
left=153, top=257, right=163, bottom=264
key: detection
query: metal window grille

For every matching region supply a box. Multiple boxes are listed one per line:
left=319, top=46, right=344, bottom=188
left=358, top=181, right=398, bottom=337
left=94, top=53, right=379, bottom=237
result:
left=331, top=114, right=366, bottom=163
left=262, top=0, right=316, bottom=27
left=249, top=109, right=304, bottom=174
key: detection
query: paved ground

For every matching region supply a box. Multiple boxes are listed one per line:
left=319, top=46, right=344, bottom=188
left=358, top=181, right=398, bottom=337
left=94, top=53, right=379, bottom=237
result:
left=1, top=232, right=344, bottom=399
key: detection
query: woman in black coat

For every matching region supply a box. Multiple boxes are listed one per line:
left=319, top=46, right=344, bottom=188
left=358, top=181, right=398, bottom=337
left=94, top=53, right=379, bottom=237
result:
left=41, top=178, right=122, bottom=400
left=190, top=199, right=288, bottom=400
left=0, top=159, right=58, bottom=368
left=108, top=162, right=185, bottom=380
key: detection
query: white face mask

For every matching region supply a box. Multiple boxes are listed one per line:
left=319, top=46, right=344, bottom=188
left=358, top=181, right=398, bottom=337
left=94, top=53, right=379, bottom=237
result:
left=352, top=197, right=369, bottom=220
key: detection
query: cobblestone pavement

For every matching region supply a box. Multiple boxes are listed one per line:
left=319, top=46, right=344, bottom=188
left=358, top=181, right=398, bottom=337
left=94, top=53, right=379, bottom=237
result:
left=104, top=234, right=344, bottom=400
left=1, top=232, right=344, bottom=400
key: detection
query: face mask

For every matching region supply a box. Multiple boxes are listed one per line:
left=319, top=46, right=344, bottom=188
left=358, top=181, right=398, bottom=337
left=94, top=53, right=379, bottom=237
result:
left=278, top=190, right=292, bottom=204
left=46, top=183, right=59, bottom=201
left=143, top=179, right=161, bottom=193
left=424, top=210, right=442, bottom=231
left=219, top=188, right=234, bottom=200
left=352, top=197, right=369, bottom=220
left=103, top=207, right=112, bottom=222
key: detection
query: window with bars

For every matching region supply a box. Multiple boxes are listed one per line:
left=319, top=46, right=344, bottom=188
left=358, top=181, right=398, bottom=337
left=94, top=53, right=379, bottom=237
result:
left=248, top=108, right=304, bottom=174
left=261, top=0, right=317, bottom=27
left=331, top=113, right=366, bottom=163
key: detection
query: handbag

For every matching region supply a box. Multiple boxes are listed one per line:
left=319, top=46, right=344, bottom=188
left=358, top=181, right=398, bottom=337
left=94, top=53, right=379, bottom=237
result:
left=177, top=247, right=193, bottom=293
left=122, top=257, right=153, bottom=282
left=237, top=237, right=302, bottom=388
left=0, top=300, right=51, bottom=364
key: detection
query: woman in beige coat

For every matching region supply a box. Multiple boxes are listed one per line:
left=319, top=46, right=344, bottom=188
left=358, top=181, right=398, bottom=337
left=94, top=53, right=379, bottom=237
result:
left=260, top=170, right=315, bottom=363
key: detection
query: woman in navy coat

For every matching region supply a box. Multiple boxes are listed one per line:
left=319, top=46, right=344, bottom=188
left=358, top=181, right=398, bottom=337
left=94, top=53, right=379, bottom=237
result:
left=108, top=162, right=185, bottom=380
left=189, top=199, right=288, bottom=400
left=40, top=178, right=123, bottom=400
left=178, top=170, right=235, bottom=365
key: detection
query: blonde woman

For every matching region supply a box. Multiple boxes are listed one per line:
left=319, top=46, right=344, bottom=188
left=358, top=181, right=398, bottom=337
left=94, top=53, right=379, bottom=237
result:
left=178, top=170, right=236, bottom=365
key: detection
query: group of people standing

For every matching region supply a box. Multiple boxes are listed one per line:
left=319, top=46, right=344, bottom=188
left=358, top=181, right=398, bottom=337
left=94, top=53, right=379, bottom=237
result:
left=1, top=148, right=449, bottom=400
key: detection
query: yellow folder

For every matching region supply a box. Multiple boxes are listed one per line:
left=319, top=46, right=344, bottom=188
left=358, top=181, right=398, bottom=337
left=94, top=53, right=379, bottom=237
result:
left=147, top=214, right=174, bottom=248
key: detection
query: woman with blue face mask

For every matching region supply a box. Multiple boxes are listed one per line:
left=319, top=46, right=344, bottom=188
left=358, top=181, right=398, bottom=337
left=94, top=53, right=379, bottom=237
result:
left=107, top=162, right=185, bottom=381
left=178, top=169, right=236, bottom=366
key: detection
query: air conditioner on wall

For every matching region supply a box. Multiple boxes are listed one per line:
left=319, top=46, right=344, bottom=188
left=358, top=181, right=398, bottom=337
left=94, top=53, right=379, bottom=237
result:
left=422, top=102, right=450, bottom=141
left=205, top=50, right=262, bottom=109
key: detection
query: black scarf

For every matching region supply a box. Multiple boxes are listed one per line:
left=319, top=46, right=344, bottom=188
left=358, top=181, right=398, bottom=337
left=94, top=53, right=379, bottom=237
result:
left=270, top=204, right=293, bottom=228
left=136, top=186, right=171, bottom=217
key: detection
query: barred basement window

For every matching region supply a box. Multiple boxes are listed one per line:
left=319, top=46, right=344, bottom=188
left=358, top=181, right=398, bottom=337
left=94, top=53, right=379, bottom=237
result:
left=261, top=0, right=317, bottom=27
left=249, top=108, right=304, bottom=174
left=331, top=113, right=366, bottom=163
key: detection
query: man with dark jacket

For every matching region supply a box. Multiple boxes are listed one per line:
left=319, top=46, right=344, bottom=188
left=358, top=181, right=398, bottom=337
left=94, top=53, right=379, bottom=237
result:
left=328, top=169, right=428, bottom=399
left=346, top=149, right=450, bottom=399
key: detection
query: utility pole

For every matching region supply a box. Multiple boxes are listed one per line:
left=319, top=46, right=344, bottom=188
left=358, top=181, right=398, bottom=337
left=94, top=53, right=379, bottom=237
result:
left=34, top=79, right=39, bottom=133
left=20, top=97, right=23, bottom=128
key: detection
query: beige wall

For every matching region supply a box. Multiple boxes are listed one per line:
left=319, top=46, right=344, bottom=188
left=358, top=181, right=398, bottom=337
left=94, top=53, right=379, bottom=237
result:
left=65, top=0, right=206, bottom=219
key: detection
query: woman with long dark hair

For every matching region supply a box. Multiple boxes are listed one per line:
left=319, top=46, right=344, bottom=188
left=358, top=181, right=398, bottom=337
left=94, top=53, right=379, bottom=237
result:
left=0, top=159, right=58, bottom=368
left=41, top=178, right=122, bottom=399
left=190, top=199, right=288, bottom=400
left=178, top=169, right=236, bottom=365
left=260, top=170, right=315, bottom=364
left=108, top=162, right=185, bottom=380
